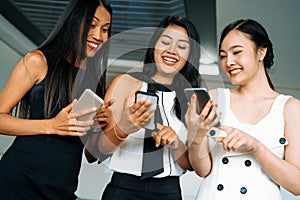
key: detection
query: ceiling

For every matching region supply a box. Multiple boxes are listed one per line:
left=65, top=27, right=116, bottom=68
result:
left=2, top=0, right=299, bottom=98
left=2, top=0, right=187, bottom=61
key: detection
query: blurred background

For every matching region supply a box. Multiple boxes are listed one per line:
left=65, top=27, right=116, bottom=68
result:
left=0, top=0, right=299, bottom=199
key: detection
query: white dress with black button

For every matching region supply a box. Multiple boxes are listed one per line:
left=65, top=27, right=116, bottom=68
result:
left=197, top=88, right=291, bottom=200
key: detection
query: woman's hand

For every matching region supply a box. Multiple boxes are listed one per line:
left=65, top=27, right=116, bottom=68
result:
left=94, top=99, right=114, bottom=130
left=118, top=99, right=153, bottom=134
left=152, top=123, right=180, bottom=149
left=215, top=125, right=260, bottom=153
left=185, top=94, right=220, bottom=144
left=49, top=100, right=95, bottom=136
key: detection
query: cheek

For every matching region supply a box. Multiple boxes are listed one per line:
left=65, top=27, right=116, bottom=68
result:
left=102, top=32, right=109, bottom=42
left=220, top=60, right=227, bottom=71
left=153, top=48, right=163, bottom=61
left=179, top=48, right=190, bottom=61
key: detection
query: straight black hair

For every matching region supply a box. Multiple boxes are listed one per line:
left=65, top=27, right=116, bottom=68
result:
left=143, top=15, right=201, bottom=119
left=219, top=19, right=275, bottom=90
left=18, top=0, right=112, bottom=118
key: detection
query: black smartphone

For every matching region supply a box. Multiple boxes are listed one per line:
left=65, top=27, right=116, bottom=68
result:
left=184, top=88, right=220, bottom=127
left=135, top=91, right=159, bottom=130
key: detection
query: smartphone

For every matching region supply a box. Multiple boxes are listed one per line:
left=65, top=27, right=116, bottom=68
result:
left=135, top=91, right=159, bottom=130
left=71, top=89, right=104, bottom=121
left=184, top=88, right=220, bottom=127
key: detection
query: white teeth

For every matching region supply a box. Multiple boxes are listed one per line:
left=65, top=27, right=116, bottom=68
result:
left=230, top=69, right=242, bottom=75
left=87, top=42, right=98, bottom=48
left=163, top=57, right=177, bottom=63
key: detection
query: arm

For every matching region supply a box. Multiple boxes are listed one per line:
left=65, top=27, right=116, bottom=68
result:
left=252, top=97, right=300, bottom=195
left=185, top=93, right=220, bottom=177
left=84, top=101, right=114, bottom=163
left=97, top=74, right=152, bottom=154
left=0, top=50, right=94, bottom=137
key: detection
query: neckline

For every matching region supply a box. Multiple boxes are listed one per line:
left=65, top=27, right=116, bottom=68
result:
left=226, top=89, right=281, bottom=126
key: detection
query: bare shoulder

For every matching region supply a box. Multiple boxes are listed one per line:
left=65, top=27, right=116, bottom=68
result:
left=105, top=73, right=142, bottom=100
left=109, top=73, right=141, bottom=90
left=284, top=96, right=300, bottom=114
left=21, top=50, right=48, bottom=83
left=23, top=50, right=47, bottom=70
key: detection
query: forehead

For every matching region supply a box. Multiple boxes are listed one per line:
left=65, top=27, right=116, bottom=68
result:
left=160, top=24, right=189, bottom=41
left=94, top=5, right=111, bottom=24
left=221, top=29, right=253, bottom=49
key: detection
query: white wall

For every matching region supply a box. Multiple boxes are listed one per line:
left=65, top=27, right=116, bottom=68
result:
left=216, top=0, right=300, bottom=99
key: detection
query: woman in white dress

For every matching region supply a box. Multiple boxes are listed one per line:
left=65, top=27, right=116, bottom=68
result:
left=186, top=19, right=300, bottom=199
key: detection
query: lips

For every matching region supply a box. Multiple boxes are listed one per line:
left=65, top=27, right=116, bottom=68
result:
left=228, top=68, right=242, bottom=76
left=87, top=41, right=99, bottom=50
left=162, top=56, right=178, bottom=66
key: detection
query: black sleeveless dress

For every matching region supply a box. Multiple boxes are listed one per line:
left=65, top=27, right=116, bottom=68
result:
left=0, top=50, right=88, bottom=200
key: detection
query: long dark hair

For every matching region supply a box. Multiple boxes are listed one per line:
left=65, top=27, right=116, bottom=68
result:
left=219, top=19, right=275, bottom=90
left=19, top=0, right=112, bottom=118
left=143, top=15, right=201, bottom=119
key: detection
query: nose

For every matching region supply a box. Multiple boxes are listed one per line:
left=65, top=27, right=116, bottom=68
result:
left=226, top=54, right=235, bottom=66
left=92, top=28, right=106, bottom=43
left=166, top=43, right=176, bottom=55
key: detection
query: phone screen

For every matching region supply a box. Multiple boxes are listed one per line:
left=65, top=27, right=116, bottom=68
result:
left=184, top=88, right=210, bottom=115
left=135, top=91, right=158, bottom=130
left=184, top=88, right=220, bottom=127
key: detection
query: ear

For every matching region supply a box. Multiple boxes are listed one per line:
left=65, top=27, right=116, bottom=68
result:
left=258, top=47, right=267, bottom=61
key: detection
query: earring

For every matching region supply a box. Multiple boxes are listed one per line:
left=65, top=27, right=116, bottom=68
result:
left=259, top=58, right=263, bottom=61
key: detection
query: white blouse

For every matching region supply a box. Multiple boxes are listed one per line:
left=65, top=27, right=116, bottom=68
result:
left=108, top=82, right=187, bottom=177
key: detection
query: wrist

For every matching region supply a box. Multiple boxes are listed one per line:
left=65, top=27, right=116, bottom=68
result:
left=188, top=135, right=207, bottom=146
left=252, top=140, right=265, bottom=157
left=113, top=125, right=128, bottom=141
left=45, top=119, right=54, bottom=135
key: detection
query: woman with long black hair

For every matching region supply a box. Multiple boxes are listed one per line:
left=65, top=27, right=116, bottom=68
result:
left=0, top=0, right=112, bottom=199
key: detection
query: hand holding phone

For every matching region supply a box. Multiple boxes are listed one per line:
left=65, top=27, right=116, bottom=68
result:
left=71, top=89, right=104, bottom=121
left=135, top=91, right=158, bottom=130
left=184, top=88, right=221, bottom=127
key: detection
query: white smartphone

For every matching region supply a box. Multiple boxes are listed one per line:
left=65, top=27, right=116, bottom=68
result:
left=71, top=89, right=104, bottom=121
left=135, top=91, right=158, bottom=130
left=184, top=88, right=221, bottom=127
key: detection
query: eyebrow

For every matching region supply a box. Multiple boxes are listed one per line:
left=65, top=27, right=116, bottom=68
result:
left=93, top=16, right=111, bottom=26
left=161, top=35, right=189, bottom=43
left=94, top=16, right=100, bottom=22
left=220, top=45, right=243, bottom=53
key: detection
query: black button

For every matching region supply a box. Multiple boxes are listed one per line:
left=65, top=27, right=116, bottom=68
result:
left=244, top=160, right=252, bottom=167
left=222, top=157, right=229, bottom=164
left=240, top=187, right=247, bottom=194
left=279, top=137, right=286, bottom=144
left=209, top=130, right=216, bottom=136
left=217, top=184, right=224, bottom=191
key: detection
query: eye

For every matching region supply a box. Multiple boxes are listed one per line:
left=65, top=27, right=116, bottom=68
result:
left=90, top=23, right=96, bottom=28
left=178, top=44, right=187, bottom=50
left=161, top=40, right=170, bottom=45
left=233, top=50, right=242, bottom=55
left=219, top=54, right=226, bottom=59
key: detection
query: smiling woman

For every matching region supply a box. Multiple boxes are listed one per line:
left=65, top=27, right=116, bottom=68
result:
left=0, top=0, right=113, bottom=199
left=186, top=18, right=300, bottom=200
left=95, top=15, right=201, bottom=200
